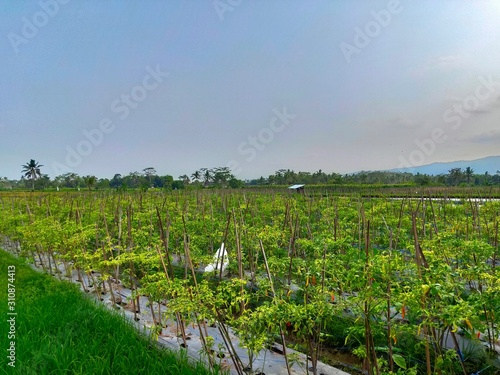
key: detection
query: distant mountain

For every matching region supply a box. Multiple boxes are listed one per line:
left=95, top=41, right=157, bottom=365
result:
left=389, top=155, right=500, bottom=175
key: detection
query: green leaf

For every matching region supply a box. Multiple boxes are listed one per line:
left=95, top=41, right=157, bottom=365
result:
left=392, top=354, right=406, bottom=369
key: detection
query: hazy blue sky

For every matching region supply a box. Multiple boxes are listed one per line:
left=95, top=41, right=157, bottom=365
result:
left=1, top=0, right=500, bottom=180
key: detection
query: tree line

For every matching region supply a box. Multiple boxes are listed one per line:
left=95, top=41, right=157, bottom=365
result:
left=2, top=162, right=243, bottom=191
left=250, top=167, right=500, bottom=187
left=1, top=159, right=499, bottom=191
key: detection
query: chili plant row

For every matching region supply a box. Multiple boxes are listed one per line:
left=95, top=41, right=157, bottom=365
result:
left=0, top=190, right=499, bottom=375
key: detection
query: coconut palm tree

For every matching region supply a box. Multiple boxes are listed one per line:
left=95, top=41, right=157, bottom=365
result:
left=21, top=159, right=43, bottom=191
left=191, top=170, right=201, bottom=182
left=465, top=166, right=474, bottom=185
left=200, top=168, right=212, bottom=187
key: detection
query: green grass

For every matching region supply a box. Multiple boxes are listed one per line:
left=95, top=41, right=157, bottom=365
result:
left=0, top=250, right=218, bottom=375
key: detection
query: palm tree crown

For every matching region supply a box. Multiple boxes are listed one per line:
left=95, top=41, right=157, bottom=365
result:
left=21, top=159, right=43, bottom=191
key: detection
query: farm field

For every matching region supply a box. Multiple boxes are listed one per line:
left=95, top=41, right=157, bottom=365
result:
left=0, top=188, right=499, bottom=375
left=0, top=249, right=216, bottom=375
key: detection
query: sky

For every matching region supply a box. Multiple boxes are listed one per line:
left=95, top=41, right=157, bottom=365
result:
left=1, top=0, right=500, bottom=180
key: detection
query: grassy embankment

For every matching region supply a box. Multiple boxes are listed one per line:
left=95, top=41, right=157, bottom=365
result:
left=0, top=249, right=217, bottom=375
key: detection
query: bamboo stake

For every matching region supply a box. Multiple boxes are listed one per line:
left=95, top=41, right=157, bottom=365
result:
left=412, top=213, right=431, bottom=375
left=259, top=239, right=292, bottom=375
left=155, top=206, right=174, bottom=278
left=232, top=209, right=245, bottom=314
left=182, top=235, right=217, bottom=370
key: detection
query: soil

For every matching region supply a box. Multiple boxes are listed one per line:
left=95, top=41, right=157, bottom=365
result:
left=284, top=333, right=363, bottom=373
left=318, top=348, right=364, bottom=374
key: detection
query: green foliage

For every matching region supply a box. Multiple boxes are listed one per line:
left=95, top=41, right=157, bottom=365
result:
left=0, top=250, right=217, bottom=375
left=1, top=189, right=499, bottom=374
